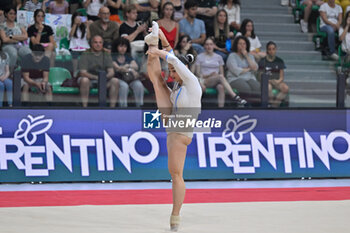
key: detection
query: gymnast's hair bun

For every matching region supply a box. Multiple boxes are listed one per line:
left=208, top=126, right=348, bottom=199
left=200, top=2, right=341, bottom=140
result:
left=186, top=54, right=195, bottom=64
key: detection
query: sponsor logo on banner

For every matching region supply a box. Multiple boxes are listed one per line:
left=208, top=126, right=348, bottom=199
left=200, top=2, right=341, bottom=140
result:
left=196, top=115, right=350, bottom=174
left=0, top=115, right=159, bottom=177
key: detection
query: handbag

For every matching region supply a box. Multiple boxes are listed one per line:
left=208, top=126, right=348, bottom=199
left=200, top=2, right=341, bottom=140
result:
left=120, top=71, right=136, bottom=84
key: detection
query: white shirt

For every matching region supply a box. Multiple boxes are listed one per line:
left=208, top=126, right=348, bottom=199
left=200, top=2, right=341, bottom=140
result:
left=236, top=32, right=262, bottom=52
left=84, top=0, right=106, bottom=16
left=69, top=28, right=90, bottom=51
left=319, top=3, right=342, bottom=28
left=218, top=4, right=240, bottom=25
left=339, top=27, right=350, bottom=53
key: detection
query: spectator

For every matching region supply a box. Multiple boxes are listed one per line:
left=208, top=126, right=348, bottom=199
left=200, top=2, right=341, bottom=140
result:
left=194, top=37, right=246, bottom=107
left=112, top=37, right=144, bottom=107
left=157, top=2, right=179, bottom=48
left=23, top=0, right=49, bottom=12
left=27, top=9, right=55, bottom=63
left=130, top=0, right=159, bottom=23
left=319, top=0, right=342, bottom=60
left=78, top=35, right=120, bottom=107
left=21, top=44, right=52, bottom=103
left=161, top=0, right=185, bottom=22
left=0, top=10, right=4, bottom=24
left=107, top=0, right=122, bottom=24
left=339, top=11, right=350, bottom=61
left=174, top=35, right=197, bottom=71
left=196, top=0, right=218, bottom=37
left=0, top=7, right=32, bottom=72
left=258, top=41, right=289, bottom=107
left=69, top=0, right=81, bottom=14
left=89, top=7, right=119, bottom=52
left=300, top=0, right=324, bottom=33
left=218, top=0, right=241, bottom=31
left=237, top=19, right=266, bottom=61
left=226, top=36, right=260, bottom=102
left=213, top=9, right=234, bottom=61
left=48, top=0, right=69, bottom=14
left=69, top=12, right=91, bottom=75
left=179, top=0, right=206, bottom=54
left=83, top=0, right=107, bottom=22
left=0, top=39, right=12, bottom=107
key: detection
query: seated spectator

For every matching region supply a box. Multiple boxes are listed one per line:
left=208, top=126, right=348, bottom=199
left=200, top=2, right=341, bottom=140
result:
left=339, top=11, right=350, bottom=61
left=226, top=36, right=260, bottom=102
left=119, top=4, right=147, bottom=57
left=48, top=0, right=69, bottom=14
left=179, top=0, right=206, bottom=54
left=300, top=0, right=324, bottom=33
left=112, top=37, right=144, bottom=107
left=196, top=0, right=218, bottom=37
left=83, top=0, right=107, bottom=22
left=319, top=0, right=342, bottom=60
left=174, top=35, right=197, bottom=72
left=0, top=7, right=32, bottom=72
left=69, top=12, right=91, bottom=76
left=194, top=37, right=246, bottom=107
left=27, top=9, right=55, bottom=64
left=236, top=19, right=266, bottom=61
left=258, top=41, right=289, bottom=107
left=0, top=10, right=4, bottom=24
left=69, top=0, right=81, bottom=14
left=0, top=39, right=12, bottom=107
left=23, top=0, right=48, bottom=12
left=21, top=44, right=52, bottom=103
left=78, top=35, right=120, bottom=107
left=107, top=0, right=122, bottom=24
left=213, top=9, right=234, bottom=61
left=130, top=0, right=159, bottom=23
left=157, top=2, right=179, bottom=48
left=89, top=7, right=119, bottom=52
left=161, top=0, right=185, bottom=22
left=218, top=0, right=241, bottom=31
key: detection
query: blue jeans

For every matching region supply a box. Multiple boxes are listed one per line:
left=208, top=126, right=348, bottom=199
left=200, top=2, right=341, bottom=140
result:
left=320, top=25, right=336, bottom=54
left=0, top=78, right=13, bottom=107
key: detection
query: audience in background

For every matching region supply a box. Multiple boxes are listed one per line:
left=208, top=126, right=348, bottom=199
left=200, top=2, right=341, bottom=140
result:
left=21, top=44, right=52, bottom=103
left=161, top=0, right=185, bottom=22
left=0, top=7, right=31, bottom=72
left=195, top=37, right=246, bottom=107
left=48, top=0, right=69, bottom=14
left=258, top=41, right=289, bottom=107
left=196, top=0, right=218, bottom=37
left=174, top=35, right=197, bottom=71
left=89, top=7, right=119, bottom=52
left=157, top=2, right=179, bottom=48
left=130, top=0, right=159, bottom=23
left=300, top=0, right=324, bottom=33
left=236, top=19, right=266, bottom=61
left=24, top=0, right=48, bottom=12
left=69, top=0, right=81, bottom=14
left=340, top=11, right=350, bottom=61
left=112, top=37, right=144, bottom=107
left=213, top=9, right=234, bottom=61
left=226, top=36, right=260, bottom=102
left=218, top=0, right=241, bottom=31
left=179, top=0, right=206, bottom=54
left=107, top=0, right=123, bottom=24
left=319, top=0, right=343, bottom=60
left=78, top=35, right=120, bottom=107
left=69, top=12, right=91, bottom=75
left=0, top=39, right=12, bottom=107
left=84, top=0, right=107, bottom=21
left=27, top=9, right=55, bottom=64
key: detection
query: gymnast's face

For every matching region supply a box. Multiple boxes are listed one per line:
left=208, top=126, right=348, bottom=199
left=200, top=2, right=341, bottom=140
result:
left=168, top=64, right=182, bottom=83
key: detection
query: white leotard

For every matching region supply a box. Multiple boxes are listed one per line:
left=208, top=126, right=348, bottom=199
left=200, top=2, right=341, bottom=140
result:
left=165, top=51, right=202, bottom=138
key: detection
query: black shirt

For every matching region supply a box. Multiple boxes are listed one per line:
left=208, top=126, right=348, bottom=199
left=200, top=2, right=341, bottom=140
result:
left=119, top=22, right=144, bottom=41
left=21, top=53, right=50, bottom=79
left=196, top=0, right=217, bottom=37
left=108, top=0, right=120, bottom=15
left=258, top=56, right=286, bottom=80
left=27, top=24, right=54, bottom=49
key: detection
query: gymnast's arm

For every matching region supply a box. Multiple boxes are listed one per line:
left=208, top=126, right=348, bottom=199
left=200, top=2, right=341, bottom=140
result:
left=147, top=47, right=199, bottom=89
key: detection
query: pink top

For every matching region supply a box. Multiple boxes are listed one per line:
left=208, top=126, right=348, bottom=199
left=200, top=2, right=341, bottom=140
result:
left=49, top=1, right=69, bottom=14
